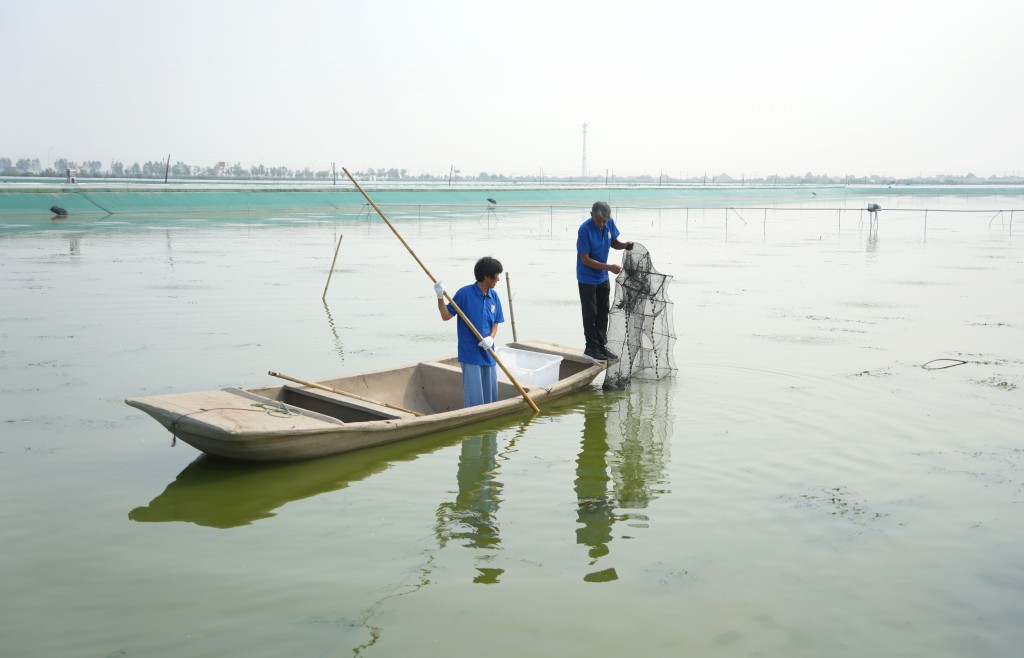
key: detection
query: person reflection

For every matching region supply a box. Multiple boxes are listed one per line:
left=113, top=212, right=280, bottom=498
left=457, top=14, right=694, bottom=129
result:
left=576, top=398, right=618, bottom=583
left=576, top=385, right=673, bottom=583
left=610, top=385, right=671, bottom=520
left=435, top=431, right=504, bottom=584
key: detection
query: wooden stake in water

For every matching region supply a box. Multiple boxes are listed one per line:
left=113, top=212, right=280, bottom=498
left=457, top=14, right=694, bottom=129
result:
left=322, top=234, right=344, bottom=302
left=505, top=272, right=518, bottom=343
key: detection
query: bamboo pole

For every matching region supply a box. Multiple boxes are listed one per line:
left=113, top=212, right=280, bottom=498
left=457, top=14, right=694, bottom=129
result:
left=322, top=233, right=344, bottom=302
left=505, top=272, right=518, bottom=343
left=341, top=167, right=540, bottom=413
left=268, top=371, right=423, bottom=417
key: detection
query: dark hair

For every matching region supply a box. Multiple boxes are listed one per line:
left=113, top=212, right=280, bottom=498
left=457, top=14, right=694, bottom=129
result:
left=474, top=256, right=503, bottom=282
left=592, top=201, right=611, bottom=219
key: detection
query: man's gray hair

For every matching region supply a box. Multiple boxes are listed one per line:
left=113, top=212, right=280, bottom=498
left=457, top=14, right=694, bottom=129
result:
left=592, top=201, right=611, bottom=219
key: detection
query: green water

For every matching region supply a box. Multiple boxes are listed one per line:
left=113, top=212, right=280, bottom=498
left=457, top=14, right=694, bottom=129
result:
left=1, top=193, right=1022, bottom=656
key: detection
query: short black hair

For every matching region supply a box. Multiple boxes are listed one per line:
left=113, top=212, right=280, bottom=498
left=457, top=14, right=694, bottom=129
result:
left=474, top=256, right=503, bottom=282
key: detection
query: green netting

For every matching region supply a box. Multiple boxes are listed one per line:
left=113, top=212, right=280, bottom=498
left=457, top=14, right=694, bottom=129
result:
left=2, top=183, right=1021, bottom=218
left=0, top=189, right=359, bottom=216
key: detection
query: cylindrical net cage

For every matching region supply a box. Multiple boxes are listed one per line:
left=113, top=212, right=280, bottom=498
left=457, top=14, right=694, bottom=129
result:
left=603, top=243, right=676, bottom=390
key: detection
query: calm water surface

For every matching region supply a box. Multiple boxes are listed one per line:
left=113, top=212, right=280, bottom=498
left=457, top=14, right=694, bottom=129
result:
left=1, top=194, right=1023, bottom=657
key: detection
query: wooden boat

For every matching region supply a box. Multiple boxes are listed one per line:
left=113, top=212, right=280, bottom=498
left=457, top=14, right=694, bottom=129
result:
left=126, top=341, right=606, bottom=462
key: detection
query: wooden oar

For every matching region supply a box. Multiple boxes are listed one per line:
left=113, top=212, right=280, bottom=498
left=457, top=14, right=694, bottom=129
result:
left=341, top=167, right=540, bottom=413
left=268, top=371, right=424, bottom=417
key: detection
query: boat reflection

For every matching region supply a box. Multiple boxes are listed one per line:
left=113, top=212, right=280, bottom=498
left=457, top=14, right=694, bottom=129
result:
left=576, top=381, right=673, bottom=582
left=129, top=426, right=499, bottom=529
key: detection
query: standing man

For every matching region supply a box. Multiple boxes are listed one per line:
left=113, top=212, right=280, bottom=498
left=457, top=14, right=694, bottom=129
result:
left=435, top=257, right=505, bottom=407
left=577, top=201, right=633, bottom=361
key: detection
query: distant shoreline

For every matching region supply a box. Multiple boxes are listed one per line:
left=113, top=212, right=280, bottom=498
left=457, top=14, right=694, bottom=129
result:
left=4, top=174, right=1024, bottom=187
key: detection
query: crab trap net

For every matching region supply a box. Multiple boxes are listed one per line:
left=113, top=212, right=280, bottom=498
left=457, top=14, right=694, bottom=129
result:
left=603, top=243, right=677, bottom=390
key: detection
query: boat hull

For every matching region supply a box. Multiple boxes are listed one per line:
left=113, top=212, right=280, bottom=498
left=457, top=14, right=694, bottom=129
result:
left=126, top=341, right=604, bottom=462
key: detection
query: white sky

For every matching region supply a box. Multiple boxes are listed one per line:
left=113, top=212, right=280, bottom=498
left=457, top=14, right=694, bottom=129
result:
left=3, top=0, right=1021, bottom=178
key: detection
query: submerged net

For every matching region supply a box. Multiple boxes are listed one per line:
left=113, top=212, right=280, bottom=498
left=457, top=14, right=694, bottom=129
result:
left=603, top=243, right=677, bottom=390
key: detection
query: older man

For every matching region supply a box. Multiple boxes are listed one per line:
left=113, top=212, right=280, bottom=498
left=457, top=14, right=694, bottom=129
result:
left=576, top=201, right=633, bottom=361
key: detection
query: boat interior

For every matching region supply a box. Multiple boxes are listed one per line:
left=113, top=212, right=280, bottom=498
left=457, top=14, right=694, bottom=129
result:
left=245, top=347, right=595, bottom=423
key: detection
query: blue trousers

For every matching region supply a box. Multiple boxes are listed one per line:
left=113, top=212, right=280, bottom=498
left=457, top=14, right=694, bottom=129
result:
left=461, top=363, right=498, bottom=407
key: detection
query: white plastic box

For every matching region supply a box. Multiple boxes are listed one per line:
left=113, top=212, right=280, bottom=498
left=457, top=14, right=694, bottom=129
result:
left=494, top=346, right=563, bottom=387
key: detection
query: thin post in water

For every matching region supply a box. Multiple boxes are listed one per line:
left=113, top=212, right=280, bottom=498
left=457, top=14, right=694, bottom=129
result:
left=322, top=234, right=344, bottom=302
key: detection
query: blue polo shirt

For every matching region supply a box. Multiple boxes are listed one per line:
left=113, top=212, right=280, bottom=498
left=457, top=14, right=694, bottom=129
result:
left=448, top=283, right=504, bottom=366
left=576, top=217, right=620, bottom=285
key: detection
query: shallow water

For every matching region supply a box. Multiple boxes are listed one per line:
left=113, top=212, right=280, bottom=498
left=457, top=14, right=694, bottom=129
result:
left=2, top=193, right=1023, bottom=657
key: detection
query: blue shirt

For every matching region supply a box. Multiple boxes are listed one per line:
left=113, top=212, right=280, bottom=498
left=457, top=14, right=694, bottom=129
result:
left=448, top=283, right=504, bottom=366
left=576, top=217, right=620, bottom=285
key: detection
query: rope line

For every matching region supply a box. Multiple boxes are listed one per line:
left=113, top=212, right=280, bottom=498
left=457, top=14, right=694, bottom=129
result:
left=73, top=189, right=114, bottom=215
left=921, top=359, right=968, bottom=370
left=251, top=401, right=303, bottom=418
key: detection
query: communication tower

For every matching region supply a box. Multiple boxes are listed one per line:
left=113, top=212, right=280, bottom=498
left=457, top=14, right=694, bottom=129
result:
left=581, top=122, right=588, bottom=178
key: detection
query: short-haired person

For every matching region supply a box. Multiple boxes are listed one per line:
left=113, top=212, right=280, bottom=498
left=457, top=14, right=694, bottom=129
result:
left=435, top=257, right=506, bottom=407
left=577, top=201, right=633, bottom=361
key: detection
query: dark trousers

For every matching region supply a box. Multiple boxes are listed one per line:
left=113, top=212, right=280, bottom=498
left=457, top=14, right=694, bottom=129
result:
left=578, top=281, right=610, bottom=351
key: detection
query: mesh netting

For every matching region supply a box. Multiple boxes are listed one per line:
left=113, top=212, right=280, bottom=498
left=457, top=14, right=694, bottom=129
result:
left=603, top=243, right=676, bottom=390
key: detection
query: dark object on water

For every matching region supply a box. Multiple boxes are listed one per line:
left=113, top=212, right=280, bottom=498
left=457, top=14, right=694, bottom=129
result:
left=487, top=198, right=497, bottom=205
left=50, top=206, right=68, bottom=216
left=867, top=203, right=881, bottom=212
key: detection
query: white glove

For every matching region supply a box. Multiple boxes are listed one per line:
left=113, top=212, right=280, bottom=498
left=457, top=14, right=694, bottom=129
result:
left=478, top=336, right=494, bottom=350
left=434, top=282, right=445, bottom=299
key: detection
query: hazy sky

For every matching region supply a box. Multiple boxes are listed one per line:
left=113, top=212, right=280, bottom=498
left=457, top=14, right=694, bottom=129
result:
left=3, top=0, right=1021, bottom=178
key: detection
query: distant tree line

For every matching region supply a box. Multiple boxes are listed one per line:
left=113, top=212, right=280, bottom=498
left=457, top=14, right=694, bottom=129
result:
left=0, top=155, right=1021, bottom=185
left=0, top=156, right=385, bottom=181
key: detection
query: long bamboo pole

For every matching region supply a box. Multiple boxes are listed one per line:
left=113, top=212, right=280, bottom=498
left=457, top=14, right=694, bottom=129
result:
left=341, top=167, right=540, bottom=413
left=268, top=371, right=424, bottom=417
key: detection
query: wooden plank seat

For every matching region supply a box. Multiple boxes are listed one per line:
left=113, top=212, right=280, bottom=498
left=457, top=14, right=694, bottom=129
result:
left=277, top=385, right=416, bottom=422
